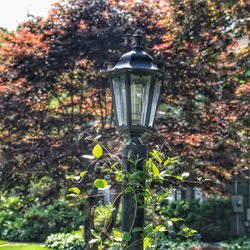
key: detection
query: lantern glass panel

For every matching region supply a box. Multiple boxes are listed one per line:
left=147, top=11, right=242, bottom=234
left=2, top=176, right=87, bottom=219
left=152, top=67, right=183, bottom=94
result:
left=149, top=77, right=162, bottom=127
left=112, top=75, right=127, bottom=126
left=130, top=74, right=151, bottom=126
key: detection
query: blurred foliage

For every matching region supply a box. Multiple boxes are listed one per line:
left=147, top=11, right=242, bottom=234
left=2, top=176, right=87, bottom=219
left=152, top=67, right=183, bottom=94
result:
left=160, top=198, right=234, bottom=242
left=0, top=197, right=84, bottom=242
left=0, top=0, right=248, bottom=198
left=45, top=230, right=84, bottom=250
left=0, top=0, right=248, bottom=247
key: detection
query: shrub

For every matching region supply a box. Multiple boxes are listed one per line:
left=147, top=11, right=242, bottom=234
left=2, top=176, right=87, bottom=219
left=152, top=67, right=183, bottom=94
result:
left=45, top=231, right=84, bottom=250
left=0, top=198, right=84, bottom=242
left=160, top=198, right=233, bottom=241
left=156, top=237, right=250, bottom=250
left=219, top=237, right=250, bottom=250
left=157, top=239, right=205, bottom=250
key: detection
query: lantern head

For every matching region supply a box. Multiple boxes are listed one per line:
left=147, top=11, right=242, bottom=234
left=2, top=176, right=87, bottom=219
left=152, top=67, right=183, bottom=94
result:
left=106, top=30, right=163, bottom=136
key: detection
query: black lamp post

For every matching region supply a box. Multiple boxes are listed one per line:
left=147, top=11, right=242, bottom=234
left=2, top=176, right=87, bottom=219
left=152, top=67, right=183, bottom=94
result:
left=105, top=30, right=163, bottom=249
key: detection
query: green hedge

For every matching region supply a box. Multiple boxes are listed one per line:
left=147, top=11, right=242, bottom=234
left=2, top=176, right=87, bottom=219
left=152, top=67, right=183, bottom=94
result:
left=160, top=198, right=234, bottom=241
left=0, top=198, right=84, bottom=242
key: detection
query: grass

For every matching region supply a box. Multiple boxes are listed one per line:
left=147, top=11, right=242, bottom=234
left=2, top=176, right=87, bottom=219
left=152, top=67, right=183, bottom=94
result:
left=0, top=242, right=7, bottom=246
left=0, top=244, right=51, bottom=250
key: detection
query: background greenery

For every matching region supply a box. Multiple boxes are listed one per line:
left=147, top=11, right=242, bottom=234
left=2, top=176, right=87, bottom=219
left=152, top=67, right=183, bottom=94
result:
left=0, top=0, right=249, bottom=248
left=0, top=197, right=84, bottom=242
left=161, top=199, right=234, bottom=241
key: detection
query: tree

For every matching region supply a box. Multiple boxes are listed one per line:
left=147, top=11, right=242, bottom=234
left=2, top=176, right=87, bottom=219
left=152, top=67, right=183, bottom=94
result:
left=0, top=0, right=249, bottom=247
left=106, top=0, right=249, bottom=186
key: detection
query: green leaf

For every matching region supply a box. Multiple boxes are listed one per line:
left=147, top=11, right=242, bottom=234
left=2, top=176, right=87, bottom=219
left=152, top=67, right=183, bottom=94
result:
left=170, top=217, right=184, bottom=222
left=182, top=227, right=189, bottom=232
left=80, top=171, right=88, bottom=178
left=115, top=171, right=123, bottom=182
left=113, top=230, right=122, bottom=241
left=122, top=232, right=131, bottom=242
left=68, top=187, right=80, bottom=195
left=149, top=150, right=162, bottom=163
left=155, top=225, right=166, bottom=232
left=144, top=237, right=152, bottom=249
left=152, top=164, right=160, bottom=176
left=111, top=162, right=119, bottom=170
left=132, top=227, right=142, bottom=233
left=125, top=186, right=133, bottom=193
left=149, top=149, right=158, bottom=157
left=113, top=230, right=122, bottom=238
left=67, top=175, right=75, bottom=180
left=91, top=229, right=101, bottom=240
left=157, top=191, right=171, bottom=201
left=190, top=229, right=198, bottom=234
left=174, top=175, right=184, bottom=181
left=163, top=158, right=170, bottom=166
left=94, top=179, right=108, bottom=189
left=92, top=144, right=103, bottom=159
left=170, top=157, right=178, bottom=164
left=239, top=79, right=246, bottom=84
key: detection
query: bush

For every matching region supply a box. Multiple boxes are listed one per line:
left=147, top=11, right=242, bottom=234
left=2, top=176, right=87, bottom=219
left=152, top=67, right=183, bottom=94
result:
left=219, top=237, right=250, bottom=250
left=156, top=237, right=250, bottom=250
left=45, top=231, right=84, bottom=250
left=160, top=198, right=233, bottom=241
left=157, top=239, right=205, bottom=250
left=0, top=198, right=84, bottom=242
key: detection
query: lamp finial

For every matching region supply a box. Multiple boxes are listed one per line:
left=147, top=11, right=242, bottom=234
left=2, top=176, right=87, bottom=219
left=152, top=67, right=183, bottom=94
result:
left=132, top=30, right=143, bottom=51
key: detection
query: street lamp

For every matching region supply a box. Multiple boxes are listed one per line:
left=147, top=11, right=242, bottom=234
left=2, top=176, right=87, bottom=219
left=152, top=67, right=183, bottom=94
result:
left=105, top=30, right=163, bottom=250
left=107, top=30, right=163, bottom=136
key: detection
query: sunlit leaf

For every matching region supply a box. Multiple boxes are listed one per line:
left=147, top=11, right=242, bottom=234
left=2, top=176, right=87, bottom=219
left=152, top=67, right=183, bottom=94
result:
left=174, top=175, right=184, bottom=181
left=164, top=158, right=170, bottom=166
left=152, top=164, right=160, bottom=176
left=144, top=237, right=152, bottom=249
left=155, top=225, right=166, bottom=232
left=94, top=179, right=108, bottom=189
left=92, top=144, right=103, bottom=159
left=113, top=230, right=122, bottom=241
left=68, top=187, right=80, bottom=195
left=170, top=217, right=184, bottom=222
left=113, top=230, right=122, bottom=238
left=80, top=171, right=88, bottom=177
left=115, top=171, right=123, bottom=182
left=157, top=191, right=171, bottom=201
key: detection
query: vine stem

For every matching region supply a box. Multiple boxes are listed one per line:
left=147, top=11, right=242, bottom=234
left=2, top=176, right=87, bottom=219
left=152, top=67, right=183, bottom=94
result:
left=128, top=188, right=138, bottom=234
left=104, top=191, right=124, bottom=232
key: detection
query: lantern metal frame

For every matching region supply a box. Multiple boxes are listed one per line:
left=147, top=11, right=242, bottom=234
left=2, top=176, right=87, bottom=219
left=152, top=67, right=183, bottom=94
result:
left=105, top=30, right=164, bottom=136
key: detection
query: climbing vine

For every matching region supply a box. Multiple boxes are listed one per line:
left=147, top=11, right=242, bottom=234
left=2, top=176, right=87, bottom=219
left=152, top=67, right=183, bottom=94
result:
left=68, top=135, right=200, bottom=249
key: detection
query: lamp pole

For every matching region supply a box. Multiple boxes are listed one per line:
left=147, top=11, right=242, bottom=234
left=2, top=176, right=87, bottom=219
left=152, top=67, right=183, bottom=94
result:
left=105, top=30, right=163, bottom=249
left=121, top=136, right=147, bottom=249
